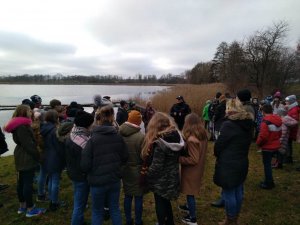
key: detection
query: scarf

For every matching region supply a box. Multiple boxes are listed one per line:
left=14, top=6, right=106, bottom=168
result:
left=70, top=125, right=91, bottom=149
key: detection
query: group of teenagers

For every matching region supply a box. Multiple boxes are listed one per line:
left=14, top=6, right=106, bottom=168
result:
left=0, top=89, right=299, bottom=225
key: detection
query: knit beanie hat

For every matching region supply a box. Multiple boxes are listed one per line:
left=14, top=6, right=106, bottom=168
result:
left=237, top=89, right=251, bottom=102
left=74, top=110, right=94, bottom=128
left=285, top=95, right=297, bottom=104
left=127, top=110, right=142, bottom=126
left=30, top=95, right=42, bottom=104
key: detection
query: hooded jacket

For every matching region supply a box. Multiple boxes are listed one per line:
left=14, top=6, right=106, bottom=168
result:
left=147, top=130, right=184, bottom=200
left=4, top=117, right=39, bottom=171
left=213, top=111, right=253, bottom=189
left=119, top=122, right=145, bottom=195
left=40, top=122, right=66, bottom=173
left=256, top=114, right=282, bottom=150
left=81, top=122, right=128, bottom=186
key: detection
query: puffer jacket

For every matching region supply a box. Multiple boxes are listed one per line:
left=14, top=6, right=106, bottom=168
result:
left=40, top=122, right=66, bottom=173
left=214, top=111, right=253, bottom=189
left=287, top=102, right=300, bottom=141
left=279, top=115, right=298, bottom=153
left=4, top=117, right=39, bottom=171
left=119, top=122, right=145, bottom=196
left=81, top=122, right=128, bottom=186
left=256, top=114, right=282, bottom=151
left=147, top=130, right=184, bottom=200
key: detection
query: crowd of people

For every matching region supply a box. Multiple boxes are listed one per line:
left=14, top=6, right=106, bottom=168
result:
left=0, top=89, right=299, bottom=225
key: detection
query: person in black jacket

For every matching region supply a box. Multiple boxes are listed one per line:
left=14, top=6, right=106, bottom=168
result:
left=116, top=100, right=129, bottom=126
left=213, top=94, right=227, bottom=140
left=0, top=127, right=9, bottom=208
left=81, top=105, right=128, bottom=225
left=169, top=96, right=191, bottom=130
left=213, top=99, right=253, bottom=225
left=65, top=110, right=94, bottom=225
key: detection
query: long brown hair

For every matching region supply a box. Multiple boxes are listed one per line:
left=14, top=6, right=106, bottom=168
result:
left=95, top=105, right=114, bottom=125
left=12, top=105, right=31, bottom=118
left=141, top=112, right=176, bottom=158
left=182, top=113, right=207, bottom=141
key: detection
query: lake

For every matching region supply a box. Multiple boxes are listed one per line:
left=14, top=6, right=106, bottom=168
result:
left=0, top=84, right=169, bottom=156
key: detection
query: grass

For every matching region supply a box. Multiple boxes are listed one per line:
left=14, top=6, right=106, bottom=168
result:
left=1, top=143, right=300, bottom=225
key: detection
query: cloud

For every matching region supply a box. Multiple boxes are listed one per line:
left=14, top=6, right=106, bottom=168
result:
left=0, top=0, right=299, bottom=76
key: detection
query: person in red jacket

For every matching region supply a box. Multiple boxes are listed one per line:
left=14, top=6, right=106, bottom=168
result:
left=284, top=95, right=300, bottom=164
left=256, top=104, right=282, bottom=189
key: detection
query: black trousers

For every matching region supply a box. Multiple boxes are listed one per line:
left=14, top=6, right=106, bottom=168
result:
left=154, top=193, right=174, bottom=225
left=17, top=169, right=35, bottom=208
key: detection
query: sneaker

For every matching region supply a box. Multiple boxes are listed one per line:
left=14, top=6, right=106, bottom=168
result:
left=17, top=207, right=27, bottom=214
left=211, top=198, right=225, bottom=208
left=178, top=204, right=189, bottom=213
left=104, top=208, right=110, bottom=221
left=36, top=194, right=49, bottom=202
left=182, top=215, right=198, bottom=225
left=259, top=181, right=275, bottom=190
left=26, top=207, right=46, bottom=217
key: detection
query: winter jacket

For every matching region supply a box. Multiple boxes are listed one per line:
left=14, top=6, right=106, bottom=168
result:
left=40, top=122, right=66, bottom=173
left=65, top=138, right=87, bottom=182
left=0, top=128, right=8, bottom=155
left=256, top=114, right=282, bottom=151
left=81, top=122, right=128, bottom=186
left=116, top=107, right=128, bottom=126
left=287, top=102, right=300, bottom=141
left=4, top=117, right=39, bottom=171
left=213, top=100, right=226, bottom=131
left=147, top=130, right=184, bottom=200
left=279, top=115, right=298, bottom=154
left=213, top=111, right=253, bottom=189
left=179, top=136, right=207, bottom=195
left=142, top=106, right=155, bottom=128
left=170, top=102, right=191, bottom=130
left=202, top=103, right=210, bottom=122
left=119, top=122, right=145, bottom=196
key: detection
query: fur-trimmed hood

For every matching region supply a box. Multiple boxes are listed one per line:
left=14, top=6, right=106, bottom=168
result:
left=4, top=117, right=32, bottom=133
left=226, top=111, right=253, bottom=121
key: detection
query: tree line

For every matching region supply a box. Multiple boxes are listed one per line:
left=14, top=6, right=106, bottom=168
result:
left=186, top=21, right=300, bottom=97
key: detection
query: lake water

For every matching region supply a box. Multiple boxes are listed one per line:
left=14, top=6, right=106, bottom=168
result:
left=0, top=84, right=169, bottom=156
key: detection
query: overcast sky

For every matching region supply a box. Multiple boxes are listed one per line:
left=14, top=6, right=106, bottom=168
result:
left=0, top=0, right=299, bottom=77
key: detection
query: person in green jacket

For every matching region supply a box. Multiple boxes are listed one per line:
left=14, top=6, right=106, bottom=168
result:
left=202, top=100, right=211, bottom=131
left=119, top=110, right=145, bottom=225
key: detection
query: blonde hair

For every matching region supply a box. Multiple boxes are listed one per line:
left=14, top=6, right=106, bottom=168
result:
left=226, top=99, right=244, bottom=114
left=95, top=105, right=114, bottom=125
left=13, top=105, right=31, bottom=118
left=141, top=112, right=176, bottom=158
left=182, top=113, right=207, bottom=141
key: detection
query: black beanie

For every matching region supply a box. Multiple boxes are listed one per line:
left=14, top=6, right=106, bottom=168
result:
left=237, top=89, right=251, bottom=102
left=74, top=111, right=94, bottom=128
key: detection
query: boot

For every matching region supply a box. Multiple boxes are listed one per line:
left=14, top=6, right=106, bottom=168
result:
left=218, top=216, right=238, bottom=225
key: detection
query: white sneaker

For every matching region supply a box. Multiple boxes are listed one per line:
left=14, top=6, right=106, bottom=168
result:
left=182, top=216, right=198, bottom=225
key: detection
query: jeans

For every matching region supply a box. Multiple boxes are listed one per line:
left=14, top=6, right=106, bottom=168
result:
left=17, top=169, right=35, bottom=208
left=186, top=195, right=196, bottom=219
left=90, top=181, right=122, bottom=225
left=222, top=183, right=244, bottom=218
left=124, top=195, right=143, bottom=224
left=72, top=181, right=89, bottom=225
left=48, top=172, right=61, bottom=203
left=38, top=165, right=47, bottom=196
left=154, top=193, right=174, bottom=225
left=262, top=150, right=274, bottom=184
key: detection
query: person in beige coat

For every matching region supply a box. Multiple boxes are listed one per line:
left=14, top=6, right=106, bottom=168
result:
left=178, top=113, right=208, bottom=225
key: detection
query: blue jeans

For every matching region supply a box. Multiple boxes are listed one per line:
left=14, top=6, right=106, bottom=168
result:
left=124, top=195, right=143, bottom=224
left=38, top=165, right=47, bottom=196
left=72, top=181, right=89, bottom=225
left=186, top=195, right=196, bottom=219
left=48, top=172, right=61, bottom=203
left=222, top=184, right=244, bottom=218
left=262, top=150, right=274, bottom=184
left=90, top=181, right=122, bottom=225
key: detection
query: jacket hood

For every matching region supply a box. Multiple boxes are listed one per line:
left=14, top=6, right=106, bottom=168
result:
left=4, top=117, right=32, bottom=133
left=92, top=123, right=117, bottom=135
left=40, top=122, right=56, bottom=136
left=119, top=122, right=140, bottom=137
left=226, top=111, right=254, bottom=132
left=263, top=114, right=282, bottom=127
left=156, top=130, right=184, bottom=152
